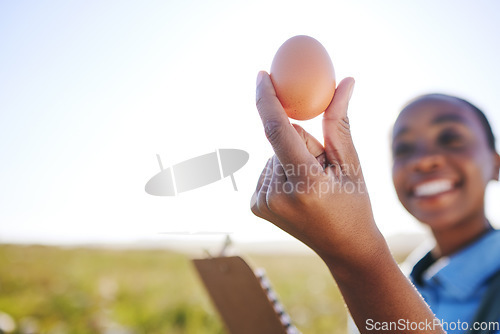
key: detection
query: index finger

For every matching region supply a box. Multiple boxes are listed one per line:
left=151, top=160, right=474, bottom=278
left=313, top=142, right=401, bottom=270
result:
left=256, top=71, right=319, bottom=176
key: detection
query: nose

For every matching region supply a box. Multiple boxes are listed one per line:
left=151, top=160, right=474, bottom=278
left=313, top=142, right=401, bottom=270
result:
left=410, top=147, right=446, bottom=173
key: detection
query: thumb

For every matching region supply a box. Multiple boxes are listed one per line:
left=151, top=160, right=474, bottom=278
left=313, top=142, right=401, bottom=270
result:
left=322, top=77, right=359, bottom=173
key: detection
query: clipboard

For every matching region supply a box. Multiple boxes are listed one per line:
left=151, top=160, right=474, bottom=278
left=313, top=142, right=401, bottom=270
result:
left=192, top=256, right=298, bottom=334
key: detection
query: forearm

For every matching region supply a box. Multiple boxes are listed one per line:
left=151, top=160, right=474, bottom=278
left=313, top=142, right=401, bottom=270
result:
left=321, top=231, right=444, bottom=334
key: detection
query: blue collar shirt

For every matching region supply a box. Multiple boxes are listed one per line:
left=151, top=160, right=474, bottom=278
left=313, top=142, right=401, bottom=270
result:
left=410, top=230, right=500, bottom=334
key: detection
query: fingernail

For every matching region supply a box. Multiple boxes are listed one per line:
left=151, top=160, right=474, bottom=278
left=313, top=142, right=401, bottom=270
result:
left=348, top=79, right=355, bottom=100
left=256, top=71, right=265, bottom=86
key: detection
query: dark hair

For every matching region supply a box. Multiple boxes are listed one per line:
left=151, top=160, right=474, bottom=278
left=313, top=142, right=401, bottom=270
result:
left=402, top=93, right=497, bottom=152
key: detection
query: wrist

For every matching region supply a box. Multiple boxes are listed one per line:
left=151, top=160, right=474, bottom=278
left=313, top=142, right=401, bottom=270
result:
left=317, top=226, right=394, bottom=283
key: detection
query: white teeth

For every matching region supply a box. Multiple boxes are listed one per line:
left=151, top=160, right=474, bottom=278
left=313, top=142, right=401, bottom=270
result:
left=414, top=180, right=454, bottom=197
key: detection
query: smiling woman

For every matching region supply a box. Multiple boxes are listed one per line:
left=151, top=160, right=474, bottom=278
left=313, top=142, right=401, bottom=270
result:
left=392, top=95, right=499, bottom=239
left=391, top=94, right=500, bottom=333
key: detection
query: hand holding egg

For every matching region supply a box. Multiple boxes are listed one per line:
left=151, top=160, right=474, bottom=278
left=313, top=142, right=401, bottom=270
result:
left=252, top=37, right=445, bottom=334
left=253, top=62, right=370, bottom=261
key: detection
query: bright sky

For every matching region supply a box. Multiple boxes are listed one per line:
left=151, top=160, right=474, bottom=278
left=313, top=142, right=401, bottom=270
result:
left=1, top=0, right=500, bottom=247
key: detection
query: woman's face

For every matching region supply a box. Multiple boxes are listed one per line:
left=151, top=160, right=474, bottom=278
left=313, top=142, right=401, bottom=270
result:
left=391, top=97, right=499, bottom=231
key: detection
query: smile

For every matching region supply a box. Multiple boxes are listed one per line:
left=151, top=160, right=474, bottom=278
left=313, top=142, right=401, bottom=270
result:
left=413, top=179, right=456, bottom=198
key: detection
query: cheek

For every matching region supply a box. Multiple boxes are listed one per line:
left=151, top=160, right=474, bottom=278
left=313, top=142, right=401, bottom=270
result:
left=391, top=164, right=407, bottom=198
left=464, top=164, right=490, bottom=196
left=465, top=151, right=495, bottom=185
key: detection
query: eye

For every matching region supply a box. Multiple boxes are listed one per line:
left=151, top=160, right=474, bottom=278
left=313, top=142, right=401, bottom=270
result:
left=437, top=130, right=464, bottom=148
left=393, top=142, right=415, bottom=157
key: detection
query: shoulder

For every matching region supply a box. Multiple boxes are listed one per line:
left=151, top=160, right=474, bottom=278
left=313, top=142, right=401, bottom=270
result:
left=406, top=230, right=500, bottom=292
left=400, top=237, right=435, bottom=277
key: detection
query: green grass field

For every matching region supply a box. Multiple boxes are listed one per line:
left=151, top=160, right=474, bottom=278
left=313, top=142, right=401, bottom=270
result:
left=0, top=244, right=347, bottom=333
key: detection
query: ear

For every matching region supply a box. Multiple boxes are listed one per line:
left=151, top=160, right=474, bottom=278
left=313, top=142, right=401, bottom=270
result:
left=493, top=152, right=500, bottom=181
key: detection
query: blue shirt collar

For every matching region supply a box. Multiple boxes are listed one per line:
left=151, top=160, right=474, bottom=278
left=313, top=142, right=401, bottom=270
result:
left=411, top=229, right=500, bottom=300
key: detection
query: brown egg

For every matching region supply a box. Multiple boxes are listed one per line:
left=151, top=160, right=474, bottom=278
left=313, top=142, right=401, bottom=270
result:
left=270, top=35, right=336, bottom=120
